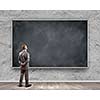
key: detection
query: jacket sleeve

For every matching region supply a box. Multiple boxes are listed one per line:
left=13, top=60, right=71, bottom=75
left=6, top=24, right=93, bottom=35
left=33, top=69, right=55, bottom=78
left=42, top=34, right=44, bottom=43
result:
left=18, top=53, right=21, bottom=64
left=23, top=52, right=30, bottom=64
left=27, top=53, right=30, bottom=62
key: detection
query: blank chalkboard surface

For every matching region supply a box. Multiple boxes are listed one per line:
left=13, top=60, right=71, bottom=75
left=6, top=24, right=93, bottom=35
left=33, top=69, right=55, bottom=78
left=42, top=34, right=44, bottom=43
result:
left=12, top=20, right=87, bottom=68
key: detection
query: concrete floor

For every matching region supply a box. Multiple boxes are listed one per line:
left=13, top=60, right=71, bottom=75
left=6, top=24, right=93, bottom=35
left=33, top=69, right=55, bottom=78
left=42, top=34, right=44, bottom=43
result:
left=0, top=82, right=100, bottom=90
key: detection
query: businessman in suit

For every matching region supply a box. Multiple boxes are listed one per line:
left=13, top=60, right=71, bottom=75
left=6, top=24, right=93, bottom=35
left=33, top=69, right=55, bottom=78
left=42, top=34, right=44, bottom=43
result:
left=18, top=43, right=32, bottom=87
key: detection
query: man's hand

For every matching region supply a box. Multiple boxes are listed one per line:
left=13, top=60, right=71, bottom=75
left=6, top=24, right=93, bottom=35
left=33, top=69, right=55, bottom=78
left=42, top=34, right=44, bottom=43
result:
left=21, top=62, right=27, bottom=66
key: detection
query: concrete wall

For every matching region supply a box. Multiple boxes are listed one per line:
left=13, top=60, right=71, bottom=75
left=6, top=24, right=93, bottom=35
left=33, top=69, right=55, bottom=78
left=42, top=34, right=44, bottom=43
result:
left=0, top=10, right=100, bottom=82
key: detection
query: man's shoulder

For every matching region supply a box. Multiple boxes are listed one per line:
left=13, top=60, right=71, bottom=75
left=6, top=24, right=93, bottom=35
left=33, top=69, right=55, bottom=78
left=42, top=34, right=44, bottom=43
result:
left=19, top=51, right=22, bottom=56
left=19, top=50, right=29, bottom=55
left=19, top=50, right=23, bottom=55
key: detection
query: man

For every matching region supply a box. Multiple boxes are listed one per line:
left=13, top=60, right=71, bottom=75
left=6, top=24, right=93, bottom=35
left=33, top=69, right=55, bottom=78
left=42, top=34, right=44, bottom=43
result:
left=18, top=43, right=32, bottom=87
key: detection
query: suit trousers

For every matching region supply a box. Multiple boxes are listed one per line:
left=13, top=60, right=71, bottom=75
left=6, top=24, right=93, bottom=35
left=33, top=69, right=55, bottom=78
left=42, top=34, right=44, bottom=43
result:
left=19, top=68, right=29, bottom=85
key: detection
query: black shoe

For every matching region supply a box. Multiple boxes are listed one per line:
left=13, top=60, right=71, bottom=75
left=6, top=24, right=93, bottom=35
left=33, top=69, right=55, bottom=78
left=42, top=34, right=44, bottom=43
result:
left=25, top=84, right=32, bottom=87
left=18, top=84, right=23, bottom=87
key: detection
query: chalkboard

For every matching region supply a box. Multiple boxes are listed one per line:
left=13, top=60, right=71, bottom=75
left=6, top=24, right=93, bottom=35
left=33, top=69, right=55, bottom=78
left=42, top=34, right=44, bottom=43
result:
left=12, top=20, right=87, bottom=68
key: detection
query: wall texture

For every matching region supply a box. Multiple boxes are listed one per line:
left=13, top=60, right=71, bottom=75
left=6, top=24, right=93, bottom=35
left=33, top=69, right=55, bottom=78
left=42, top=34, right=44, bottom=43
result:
left=0, top=10, right=100, bottom=82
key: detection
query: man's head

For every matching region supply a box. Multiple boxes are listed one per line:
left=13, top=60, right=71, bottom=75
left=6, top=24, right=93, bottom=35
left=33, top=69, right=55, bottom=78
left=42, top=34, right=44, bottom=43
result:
left=21, top=43, right=28, bottom=50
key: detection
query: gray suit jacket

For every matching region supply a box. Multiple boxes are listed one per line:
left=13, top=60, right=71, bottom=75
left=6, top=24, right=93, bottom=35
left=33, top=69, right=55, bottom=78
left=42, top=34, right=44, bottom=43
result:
left=18, top=49, right=30, bottom=69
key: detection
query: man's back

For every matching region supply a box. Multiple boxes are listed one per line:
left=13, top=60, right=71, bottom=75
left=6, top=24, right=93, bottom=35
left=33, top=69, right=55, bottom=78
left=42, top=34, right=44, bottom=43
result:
left=18, top=49, right=30, bottom=69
